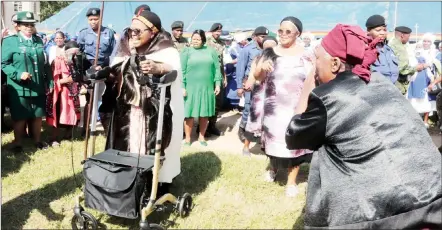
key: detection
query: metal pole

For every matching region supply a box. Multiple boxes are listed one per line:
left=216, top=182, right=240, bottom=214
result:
left=415, top=23, right=419, bottom=42
left=83, top=1, right=105, bottom=159
left=394, top=2, right=398, bottom=29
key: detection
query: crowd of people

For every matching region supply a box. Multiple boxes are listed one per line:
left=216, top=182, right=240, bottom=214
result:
left=1, top=4, right=442, bottom=229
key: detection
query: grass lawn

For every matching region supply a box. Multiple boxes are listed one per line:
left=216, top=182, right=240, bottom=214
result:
left=2, top=124, right=308, bottom=229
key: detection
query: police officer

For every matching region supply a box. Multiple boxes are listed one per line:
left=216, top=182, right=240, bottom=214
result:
left=365, top=15, right=399, bottom=84
left=1, top=11, right=53, bottom=151
left=171, top=21, right=188, bottom=52
left=389, top=26, right=424, bottom=95
left=204, top=22, right=226, bottom=136
left=77, top=8, right=116, bottom=135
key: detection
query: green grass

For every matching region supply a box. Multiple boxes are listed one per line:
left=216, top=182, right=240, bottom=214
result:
left=2, top=124, right=308, bottom=229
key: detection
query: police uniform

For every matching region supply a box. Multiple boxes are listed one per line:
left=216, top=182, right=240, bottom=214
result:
left=205, top=23, right=226, bottom=136
left=389, top=26, right=415, bottom=95
left=77, top=8, right=116, bottom=67
left=366, top=15, right=400, bottom=84
left=1, top=11, right=53, bottom=121
left=171, top=21, right=188, bottom=52
left=77, top=8, right=117, bottom=133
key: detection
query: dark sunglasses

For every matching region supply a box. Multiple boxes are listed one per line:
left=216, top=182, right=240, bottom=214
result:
left=128, top=27, right=150, bottom=36
left=20, top=23, right=35, bottom=27
left=278, top=29, right=294, bottom=35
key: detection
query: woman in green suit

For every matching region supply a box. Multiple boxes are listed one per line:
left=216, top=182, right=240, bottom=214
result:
left=1, top=11, right=53, bottom=152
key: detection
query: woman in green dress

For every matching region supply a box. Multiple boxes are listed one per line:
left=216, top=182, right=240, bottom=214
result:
left=1, top=11, right=53, bottom=152
left=181, top=29, right=222, bottom=146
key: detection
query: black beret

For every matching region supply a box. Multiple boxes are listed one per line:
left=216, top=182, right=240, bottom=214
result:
left=395, top=26, right=412, bottom=34
left=281, top=16, right=303, bottom=35
left=86, top=8, right=100, bottom=17
left=135, top=10, right=162, bottom=32
left=254, top=26, right=269, bottom=36
left=171, top=21, right=184, bottom=30
left=366, top=15, right=386, bottom=30
left=209, top=23, right=222, bottom=32
left=134, top=4, right=151, bottom=15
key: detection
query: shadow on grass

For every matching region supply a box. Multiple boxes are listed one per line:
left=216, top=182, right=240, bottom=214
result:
left=104, top=151, right=222, bottom=229
left=274, top=163, right=310, bottom=186
left=1, top=117, right=104, bottom=178
left=292, top=205, right=305, bottom=229
left=1, top=172, right=83, bottom=230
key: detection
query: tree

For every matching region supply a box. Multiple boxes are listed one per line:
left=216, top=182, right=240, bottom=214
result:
left=40, top=1, right=73, bottom=22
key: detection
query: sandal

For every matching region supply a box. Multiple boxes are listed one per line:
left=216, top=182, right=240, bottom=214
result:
left=264, top=170, right=277, bottom=182
left=50, top=141, right=60, bottom=147
left=199, top=140, right=208, bottom=146
left=286, top=185, right=299, bottom=197
left=242, top=148, right=251, bottom=156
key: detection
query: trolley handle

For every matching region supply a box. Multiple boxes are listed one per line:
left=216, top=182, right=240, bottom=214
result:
left=153, top=70, right=177, bottom=87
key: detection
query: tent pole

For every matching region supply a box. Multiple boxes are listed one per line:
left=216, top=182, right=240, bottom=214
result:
left=186, top=1, right=208, bottom=31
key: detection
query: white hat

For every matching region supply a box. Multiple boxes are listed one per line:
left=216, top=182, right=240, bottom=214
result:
left=234, top=33, right=247, bottom=42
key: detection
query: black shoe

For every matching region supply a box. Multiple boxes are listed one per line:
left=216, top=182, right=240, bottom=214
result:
left=35, top=142, right=48, bottom=150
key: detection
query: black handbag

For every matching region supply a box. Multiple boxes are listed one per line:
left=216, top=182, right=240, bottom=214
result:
left=83, top=159, right=148, bottom=219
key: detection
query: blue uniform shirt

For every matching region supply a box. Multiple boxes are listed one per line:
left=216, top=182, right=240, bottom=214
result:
left=371, top=44, right=399, bottom=84
left=236, top=41, right=263, bottom=89
left=77, top=26, right=116, bottom=67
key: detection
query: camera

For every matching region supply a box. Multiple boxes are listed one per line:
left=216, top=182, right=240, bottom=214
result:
left=71, top=52, right=111, bottom=84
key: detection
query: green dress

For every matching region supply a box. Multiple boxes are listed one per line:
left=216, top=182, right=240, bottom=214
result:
left=1, top=33, right=53, bottom=121
left=181, top=46, right=222, bottom=118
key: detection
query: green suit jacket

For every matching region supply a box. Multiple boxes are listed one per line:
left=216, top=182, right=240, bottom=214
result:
left=388, top=38, right=416, bottom=77
left=1, top=33, right=53, bottom=97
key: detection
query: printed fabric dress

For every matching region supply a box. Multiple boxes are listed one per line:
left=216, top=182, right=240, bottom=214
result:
left=181, top=46, right=222, bottom=118
left=246, top=48, right=314, bottom=168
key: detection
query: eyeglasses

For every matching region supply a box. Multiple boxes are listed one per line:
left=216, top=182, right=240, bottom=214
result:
left=278, top=29, right=295, bottom=36
left=128, top=28, right=150, bottom=36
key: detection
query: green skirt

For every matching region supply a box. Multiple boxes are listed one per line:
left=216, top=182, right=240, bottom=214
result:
left=184, top=87, right=216, bottom=118
left=9, top=94, right=46, bottom=121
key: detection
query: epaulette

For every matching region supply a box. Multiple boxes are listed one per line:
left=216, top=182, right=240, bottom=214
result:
left=2, top=34, right=18, bottom=39
left=78, top=27, right=88, bottom=34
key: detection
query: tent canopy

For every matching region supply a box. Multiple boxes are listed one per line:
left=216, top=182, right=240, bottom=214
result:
left=37, top=2, right=441, bottom=38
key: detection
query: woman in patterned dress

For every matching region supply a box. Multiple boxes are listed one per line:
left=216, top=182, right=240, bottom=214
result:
left=246, top=17, right=314, bottom=197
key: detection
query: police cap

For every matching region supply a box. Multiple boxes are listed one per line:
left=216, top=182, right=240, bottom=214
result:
left=86, top=8, right=100, bottom=17
left=366, top=15, right=386, bottom=30
left=171, top=21, right=184, bottom=30
left=209, top=23, right=222, bottom=32
left=395, top=26, right=412, bottom=34
left=253, top=26, right=269, bottom=36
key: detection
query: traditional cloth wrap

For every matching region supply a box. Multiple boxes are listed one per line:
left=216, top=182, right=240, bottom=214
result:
left=321, top=24, right=382, bottom=82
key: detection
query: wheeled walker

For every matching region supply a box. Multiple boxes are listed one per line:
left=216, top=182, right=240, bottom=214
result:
left=71, top=70, right=192, bottom=230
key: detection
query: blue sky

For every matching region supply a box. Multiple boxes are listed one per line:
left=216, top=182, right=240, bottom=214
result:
left=37, top=1, right=441, bottom=35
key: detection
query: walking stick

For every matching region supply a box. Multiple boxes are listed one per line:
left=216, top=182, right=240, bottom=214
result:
left=83, top=1, right=105, bottom=160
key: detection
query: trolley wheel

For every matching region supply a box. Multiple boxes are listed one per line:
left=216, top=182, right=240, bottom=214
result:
left=71, top=211, right=98, bottom=230
left=178, top=193, right=192, bottom=218
left=140, top=222, right=164, bottom=230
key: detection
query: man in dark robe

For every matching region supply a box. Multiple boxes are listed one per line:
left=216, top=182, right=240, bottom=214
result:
left=286, top=24, right=441, bottom=229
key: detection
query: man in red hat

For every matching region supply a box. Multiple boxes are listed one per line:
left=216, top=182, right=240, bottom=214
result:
left=286, top=24, right=441, bottom=229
